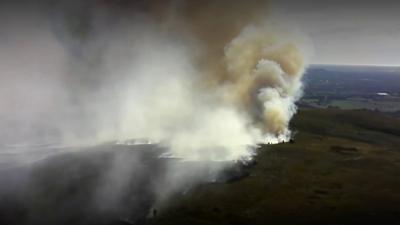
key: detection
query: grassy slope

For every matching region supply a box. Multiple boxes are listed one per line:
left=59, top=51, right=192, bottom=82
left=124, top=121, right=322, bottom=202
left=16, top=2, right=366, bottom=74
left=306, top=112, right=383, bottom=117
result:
left=149, top=109, right=400, bottom=225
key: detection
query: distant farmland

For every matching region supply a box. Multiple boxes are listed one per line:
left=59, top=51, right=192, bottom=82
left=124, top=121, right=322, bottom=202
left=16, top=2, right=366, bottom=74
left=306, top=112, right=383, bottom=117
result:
left=301, top=65, right=400, bottom=112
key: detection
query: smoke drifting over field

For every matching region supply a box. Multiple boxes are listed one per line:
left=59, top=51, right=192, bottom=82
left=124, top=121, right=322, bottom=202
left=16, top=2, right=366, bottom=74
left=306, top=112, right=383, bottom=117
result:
left=0, top=0, right=308, bottom=162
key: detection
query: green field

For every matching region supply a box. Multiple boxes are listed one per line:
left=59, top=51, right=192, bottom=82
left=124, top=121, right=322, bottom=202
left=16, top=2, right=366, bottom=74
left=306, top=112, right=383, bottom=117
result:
left=302, top=97, right=400, bottom=112
left=148, top=109, right=400, bottom=225
left=330, top=99, right=400, bottom=112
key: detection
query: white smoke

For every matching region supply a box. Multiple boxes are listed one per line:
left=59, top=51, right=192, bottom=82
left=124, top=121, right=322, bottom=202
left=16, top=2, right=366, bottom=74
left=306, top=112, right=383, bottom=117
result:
left=85, top=23, right=308, bottom=162
left=0, top=1, right=309, bottom=163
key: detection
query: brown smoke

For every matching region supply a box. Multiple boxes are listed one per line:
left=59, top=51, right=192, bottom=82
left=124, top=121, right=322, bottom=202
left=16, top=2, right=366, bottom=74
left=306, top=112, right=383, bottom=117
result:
left=134, top=0, right=306, bottom=137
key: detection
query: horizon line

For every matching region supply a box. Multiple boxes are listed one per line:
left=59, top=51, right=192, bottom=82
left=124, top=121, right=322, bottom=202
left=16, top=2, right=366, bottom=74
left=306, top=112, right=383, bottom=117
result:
left=310, top=63, right=400, bottom=68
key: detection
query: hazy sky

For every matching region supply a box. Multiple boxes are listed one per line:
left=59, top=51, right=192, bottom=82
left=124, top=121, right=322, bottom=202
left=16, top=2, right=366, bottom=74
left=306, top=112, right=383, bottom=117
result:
left=273, top=0, right=400, bottom=66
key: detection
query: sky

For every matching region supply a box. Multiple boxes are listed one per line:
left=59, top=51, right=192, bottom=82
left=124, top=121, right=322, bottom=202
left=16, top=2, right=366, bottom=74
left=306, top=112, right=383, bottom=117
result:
left=273, top=0, right=400, bottom=66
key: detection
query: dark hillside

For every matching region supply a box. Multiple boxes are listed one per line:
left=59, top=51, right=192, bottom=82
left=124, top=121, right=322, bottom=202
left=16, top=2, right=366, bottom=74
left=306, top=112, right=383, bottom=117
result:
left=149, top=109, right=400, bottom=225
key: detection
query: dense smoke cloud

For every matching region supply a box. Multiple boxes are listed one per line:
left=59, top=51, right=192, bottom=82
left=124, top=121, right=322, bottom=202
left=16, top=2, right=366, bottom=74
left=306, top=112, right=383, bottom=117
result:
left=0, top=0, right=309, bottom=162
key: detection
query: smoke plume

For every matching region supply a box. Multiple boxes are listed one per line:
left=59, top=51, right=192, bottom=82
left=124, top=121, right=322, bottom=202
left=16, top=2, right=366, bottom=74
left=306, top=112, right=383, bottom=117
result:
left=107, top=0, right=309, bottom=161
left=0, top=0, right=309, bottom=162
